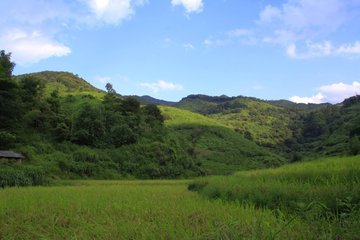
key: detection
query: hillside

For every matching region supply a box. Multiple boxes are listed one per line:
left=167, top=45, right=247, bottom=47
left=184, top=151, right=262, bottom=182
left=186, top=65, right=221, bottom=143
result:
left=176, top=94, right=360, bottom=159
left=176, top=94, right=300, bottom=147
left=131, top=95, right=177, bottom=106
left=161, top=106, right=284, bottom=174
left=1, top=57, right=359, bottom=185
left=15, top=71, right=105, bottom=98
left=0, top=67, right=286, bottom=185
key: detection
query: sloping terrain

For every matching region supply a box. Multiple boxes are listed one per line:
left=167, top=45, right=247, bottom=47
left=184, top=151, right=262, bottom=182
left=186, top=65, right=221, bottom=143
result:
left=161, top=106, right=284, bottom=174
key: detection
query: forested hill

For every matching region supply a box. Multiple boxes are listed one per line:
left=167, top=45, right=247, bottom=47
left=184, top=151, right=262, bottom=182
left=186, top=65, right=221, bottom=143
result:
left=0, top=51, right=285, bottom=186
left=0, top=49, right=359, bottom=186
left=175, top=93, right=360, bottom=159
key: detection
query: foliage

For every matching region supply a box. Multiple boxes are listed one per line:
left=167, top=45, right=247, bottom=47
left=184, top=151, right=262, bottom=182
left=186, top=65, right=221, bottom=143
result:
left=0, top=131, right=16, bottom=149
left=190, top=156, right=360, bottom=239
left=0, top=165, right=48, bottom=188
left=349, top=136, right=360, bottom=155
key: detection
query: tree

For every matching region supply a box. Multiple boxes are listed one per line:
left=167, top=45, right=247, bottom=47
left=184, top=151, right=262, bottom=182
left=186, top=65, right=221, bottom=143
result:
left=0, top=50, right=15, bottom=80
left=72, top=104, right=105, bottom=146
left=121, top=97, right=140, bottom=114
left=0, top=50, right=20, bottom=129
left=142, top=104, right=164, bottom=127
left=105, top=83, right=116, bottom=94
left=349, top=136, right=360, bottom=155
left=20, top=76, right=44, bottom=108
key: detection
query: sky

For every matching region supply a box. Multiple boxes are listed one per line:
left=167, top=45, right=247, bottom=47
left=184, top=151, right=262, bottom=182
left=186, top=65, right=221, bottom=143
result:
left=1, top=0, right=360, bottom=103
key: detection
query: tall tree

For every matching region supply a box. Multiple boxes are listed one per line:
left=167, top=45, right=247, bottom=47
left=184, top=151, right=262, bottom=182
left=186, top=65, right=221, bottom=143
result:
left=0, top=50, right=20, bottom=129
left=0, top=50, right=15, bottom=80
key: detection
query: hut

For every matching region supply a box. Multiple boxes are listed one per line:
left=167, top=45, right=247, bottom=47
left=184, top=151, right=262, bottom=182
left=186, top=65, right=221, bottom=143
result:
left=0, top=151, right=25, bottom=164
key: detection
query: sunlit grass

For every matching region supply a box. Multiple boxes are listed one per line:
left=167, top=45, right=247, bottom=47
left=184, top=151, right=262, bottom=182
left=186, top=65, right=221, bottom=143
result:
left=0, top=180, right=318, bottom=239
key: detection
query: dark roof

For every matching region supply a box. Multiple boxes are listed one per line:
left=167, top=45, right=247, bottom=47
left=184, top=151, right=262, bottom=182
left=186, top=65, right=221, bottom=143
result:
left=0, top=151, right=25, bottom=159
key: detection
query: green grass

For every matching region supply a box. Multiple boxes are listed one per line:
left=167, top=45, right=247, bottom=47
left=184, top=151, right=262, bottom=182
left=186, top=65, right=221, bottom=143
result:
left=189, top=156, right=360, bottom=239
left=161, top=106, right=229, bottom=128
left=0, top=180, right=327, bottom=239
left=209, top=99, right=296, bottom=146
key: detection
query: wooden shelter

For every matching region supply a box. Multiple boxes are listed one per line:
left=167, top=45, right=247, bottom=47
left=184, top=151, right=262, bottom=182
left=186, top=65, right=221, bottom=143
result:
left=0, top=151, right=25, bottom=164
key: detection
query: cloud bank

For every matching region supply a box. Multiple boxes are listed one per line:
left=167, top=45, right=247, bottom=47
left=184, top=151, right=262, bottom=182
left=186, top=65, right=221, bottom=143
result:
left=255, top=0, right=360, bottom=59
left=140, top=80, right=184, bottom=93
left=0, top=0, right=147, bottom=65
left=0, top=29, right=71, bottom=65
left=290, top=81, right=360, bottom=104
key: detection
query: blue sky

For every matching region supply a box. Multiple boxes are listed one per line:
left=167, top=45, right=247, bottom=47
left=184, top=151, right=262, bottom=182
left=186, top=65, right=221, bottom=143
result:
left=1, top=0, right=360, bottom=103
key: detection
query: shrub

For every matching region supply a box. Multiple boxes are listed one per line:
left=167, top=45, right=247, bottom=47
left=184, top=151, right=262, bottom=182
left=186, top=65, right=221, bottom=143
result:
left=0, top=165, right=48, bottom=188
left=0, top=131, right=16, bottom=149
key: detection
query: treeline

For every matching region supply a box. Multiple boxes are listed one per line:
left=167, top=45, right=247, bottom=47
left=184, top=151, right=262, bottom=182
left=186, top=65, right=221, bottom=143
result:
left=0, top=50, right=203, bottom=185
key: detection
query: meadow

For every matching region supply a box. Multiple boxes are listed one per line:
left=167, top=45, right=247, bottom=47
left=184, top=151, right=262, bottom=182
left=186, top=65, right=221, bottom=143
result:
left=189, top=156, right=360, bottom=239
left=0, top=179, right=327, bottom=240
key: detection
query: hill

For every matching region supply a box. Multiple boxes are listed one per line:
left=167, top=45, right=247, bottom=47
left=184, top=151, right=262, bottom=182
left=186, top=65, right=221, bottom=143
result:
left=267, top=99, right=331, bottom=110
left=130, top=95, right=177, bottom=106
left=0, top=49, right=358, bottom=184
left=161, top=106, right=284, bottom=174
left=0, top=66, right=284, bottom=185
left=15, top=71, right=105, bottom=98
left=175, top=94, right=360, bottom=159
left=176, top=94, right=299, bottom=147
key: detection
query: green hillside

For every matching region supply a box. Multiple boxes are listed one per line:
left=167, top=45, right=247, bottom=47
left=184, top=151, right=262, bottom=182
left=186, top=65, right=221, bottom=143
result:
left=177, top=95, right=299, bottom=147
left=161, top=106, right=284, bottom=174
left=15, top=71, right=105, bottom=98
left=0, top=55, right=283, bottom=185
left=1, top=51, right=359, bottom=186
left=176, top=94, right=360, bottom=160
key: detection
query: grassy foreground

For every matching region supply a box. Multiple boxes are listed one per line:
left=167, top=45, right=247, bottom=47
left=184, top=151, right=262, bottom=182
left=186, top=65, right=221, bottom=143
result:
left=189, top=156, right=360, bottom=239
left=1, top=180, right=320, bottom=240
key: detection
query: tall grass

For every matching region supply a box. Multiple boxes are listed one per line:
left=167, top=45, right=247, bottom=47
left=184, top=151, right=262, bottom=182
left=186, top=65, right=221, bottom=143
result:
left=189, top=156, right=360, bottom=239
left=1, top=180, right=322, bottom=239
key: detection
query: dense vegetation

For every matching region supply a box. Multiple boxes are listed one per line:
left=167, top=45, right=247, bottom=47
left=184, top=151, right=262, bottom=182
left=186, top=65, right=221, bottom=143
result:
left=0, top=51, right=203, bottom=185
left=0, top=179, right=349, bottom=239
left=0, top=48, right=359, bottom=239
left=176, top=94, right=360, bottom=160
left=1, top=49, right=359, bottom=186
left=189, top=156, right=360, bottom=239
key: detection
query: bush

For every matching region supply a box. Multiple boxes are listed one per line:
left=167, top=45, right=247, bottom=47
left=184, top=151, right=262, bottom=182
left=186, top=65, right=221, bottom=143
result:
left=0, top=131, right=16, bottom=149
left=349, top=136, right=360, bottom=155
left=0, top=166, right=48, bottom=188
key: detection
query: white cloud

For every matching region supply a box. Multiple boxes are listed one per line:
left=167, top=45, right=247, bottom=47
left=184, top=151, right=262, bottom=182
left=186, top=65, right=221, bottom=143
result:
left=286, top=41, right=333, bottom=59
left=183, top=43, right=195, bottom=50
left=258, top=5, right=281, bottom=24
left=203, top=38, right=226, bottom=47
left=290, top=93, right=325, bottom=104
left=259, top=0, right=348, bottom=32
left=82, top=0, right=135, bottom=25
left=96, top=76, right=112, bottom=84
left=287, top=40, right=360, bottom=59
left=0, top=0, right=148, bottom=65
left=227, top=29, right=253, bottom=38
left=290, top=81, right=360, bottom=104
left=171, top=0, right=204, bottom=13
left=0, top=29, right=71, bottom=65
left=140, top=80, right=184, bottom=93
left=286, top=43, right=297, bottom=58
left=255, top=0, right=360, bottom=58
left=336, top=41, right=360, bottom=54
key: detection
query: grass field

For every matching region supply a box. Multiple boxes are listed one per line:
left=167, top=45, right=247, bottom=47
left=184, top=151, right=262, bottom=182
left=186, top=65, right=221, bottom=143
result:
left=1, top=156, right=359, bottom=239
left=189, top=156, right=360, bottom=239
left=0, top=180, right=324, bottom=240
